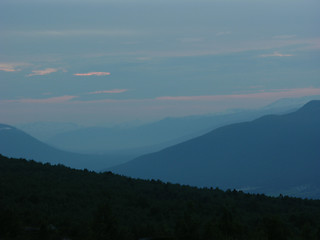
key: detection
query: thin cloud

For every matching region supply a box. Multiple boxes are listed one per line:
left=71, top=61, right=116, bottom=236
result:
left=6, top=29, right=138, bottom=37
left=0, top=64, right=16, bottom=72
left=27, top=68, right=59, bottom=76
left=260, top=51, right=293, bottom=57
left=180, top=38, right=204, bottom=43
left=73, top=72, right=111, bottom=76
left=156, top=88, right=320, bottom=101
left=216, top=31, right=231, bottom=36
left=0, top=63, right=27, bottom=72
left=53, top=88, right=320, bottom=104
left=272, top=35, right=296, bottom=39
left=248, top=85, right=264, bottom=89
left=68, top=98, right=145, bottom=104
left=89, top=89, right=128, bottom=94
left=4, top=88, right=319, bottom=106
left=4, top=95, right=77, bottom=104
left=42, top=92, right=53, bottom=96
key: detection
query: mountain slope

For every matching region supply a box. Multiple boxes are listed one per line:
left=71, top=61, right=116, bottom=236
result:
left=111, top=100, right=320, bottom=198
left=0, top=124, right=129, bottom=171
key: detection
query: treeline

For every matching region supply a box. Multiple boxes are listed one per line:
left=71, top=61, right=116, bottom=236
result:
left=0, top=154, right=320, bottom=240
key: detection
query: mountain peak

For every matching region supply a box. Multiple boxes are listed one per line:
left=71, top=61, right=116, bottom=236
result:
left=297, top=100, right=320, bottom=113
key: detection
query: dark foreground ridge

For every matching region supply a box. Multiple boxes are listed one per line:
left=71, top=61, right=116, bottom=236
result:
left=1, top=154, right=320, bottom=240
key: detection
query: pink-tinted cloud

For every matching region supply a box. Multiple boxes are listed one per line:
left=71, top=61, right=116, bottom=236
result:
left=89, top=89, right=128, bottom=94
left=156, top=88, right=320, bottom=101
left=4, top=95, right=77, bottom=104
left=260, top=51, right=293, bottom=57
left=0, top=65, right=16, bottom=72
left=272, top=35, right=296, bottom=39
left=3, top=88, right=319, bottom=107
left=73, top=72, right=111, bottom=76
left=0, top=63, right=27, bottom=72
left=67, top=87, right=320, bottom=105
left=42, top=92, right=53, bottom=96
left=71, top=98, right=145, bottom=104
left=216, top=31, right=231, bottom=36
left=248, top=85, right=264, bottom=89
left=27, top=68, right=58, bottom=76
left=9, top=29, right=137, bottom=37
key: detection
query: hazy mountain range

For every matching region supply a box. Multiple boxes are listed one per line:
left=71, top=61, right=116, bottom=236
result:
left=1, top=101, right=294, bottom=171
left=1, top=99, right=320, bottom=198
left=44, top=103, right=301, bottom=155
left=0, top=124, right=129, bottom=171
left=111, top=100, right=320, bottom=198
left=15, top=121, right=82, bottom=142
left=16, top=96, right=316, bottom=156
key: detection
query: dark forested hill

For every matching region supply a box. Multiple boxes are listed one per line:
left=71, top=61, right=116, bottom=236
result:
left=0, top=124, right=129, bottom=171
left=1, top=155, right=320, bottom=240
left=111, top=101, right=320, bottom=198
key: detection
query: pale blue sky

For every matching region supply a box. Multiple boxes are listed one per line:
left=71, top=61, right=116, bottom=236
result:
left=1, top=0, right=319, bottom=125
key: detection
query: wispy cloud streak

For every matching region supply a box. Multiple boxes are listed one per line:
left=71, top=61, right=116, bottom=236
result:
left=3, top=88, right=320, bottom=106
left=0, top=64, right=17, bottom=72
left=6, top=29, right=137, bottom=37
left=89, top=89, right=128, bottom=94
left=28, top=68, right=58, bottom=76
left=156, top=88, right=320, bottom=101
left=216, top=31, right=231, bottom=36
left=272, top=35, right=296, bottom=39
left=0, top=63, right=27, bottom=72
left=260, top=51, right=293, bottom=57
left=4, top=95, right=77, bottom=104
left=73, top=72, right=111, bottom=76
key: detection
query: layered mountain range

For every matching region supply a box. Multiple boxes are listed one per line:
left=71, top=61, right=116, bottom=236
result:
left=111, top=100, right=320, bottom=198
left=45, top=106, right=295, bottom=154
left=1, top=100, right=320, bottom=198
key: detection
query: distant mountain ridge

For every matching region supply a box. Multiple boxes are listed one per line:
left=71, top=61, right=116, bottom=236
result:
left=0, top=124, right=129, bottom=171
left=15, top=121, right=81, bottom=141
left=263, top=95, right=320, bottom=110
left=46, top=105, right=296, bottom=154
left=110, top=100, right=320, bottom=198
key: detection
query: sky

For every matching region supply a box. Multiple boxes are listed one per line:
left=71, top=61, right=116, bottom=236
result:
left=1, top=0, right=320, bottom=126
